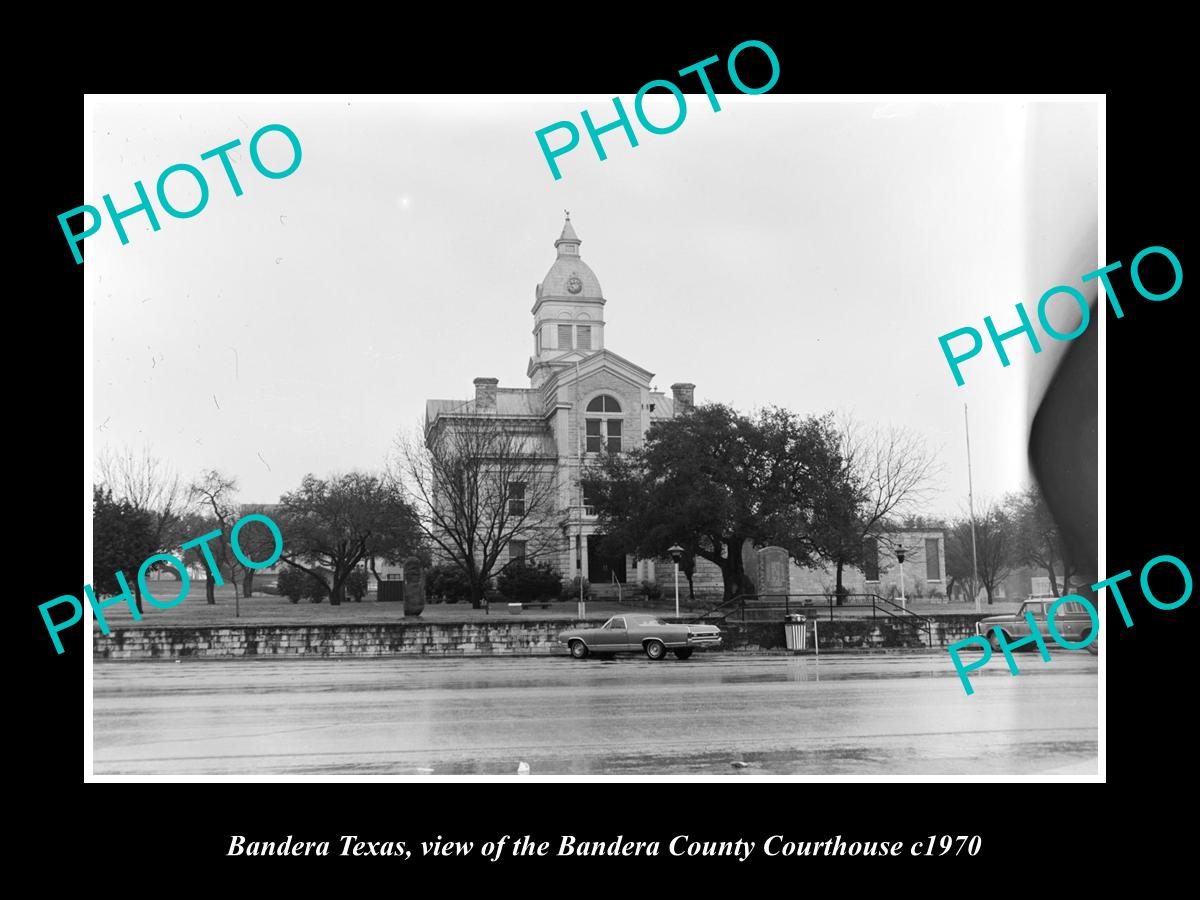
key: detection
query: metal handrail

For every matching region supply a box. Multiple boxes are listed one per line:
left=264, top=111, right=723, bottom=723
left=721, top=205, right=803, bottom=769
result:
left=696, top=591, right=933, bottom=647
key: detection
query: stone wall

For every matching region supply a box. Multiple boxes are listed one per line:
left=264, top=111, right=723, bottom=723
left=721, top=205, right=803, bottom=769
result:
left=93, top=619, right=609, bottom=661
left=94, top=615, right=985, bottom=660
left=720, top=614, right=982, bottom=652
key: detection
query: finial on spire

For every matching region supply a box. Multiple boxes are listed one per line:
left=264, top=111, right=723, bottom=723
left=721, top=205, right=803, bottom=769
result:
left=564, top=209, right=570, bottom=220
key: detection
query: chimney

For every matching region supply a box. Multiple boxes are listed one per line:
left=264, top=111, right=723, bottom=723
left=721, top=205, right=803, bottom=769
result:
left=671, top=382, right=695, bottom=412
left=473, top=377, right=499, bottom=409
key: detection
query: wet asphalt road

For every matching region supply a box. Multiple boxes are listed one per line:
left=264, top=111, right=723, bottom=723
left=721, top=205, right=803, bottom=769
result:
left=92, top=653, right=1098, bottom=776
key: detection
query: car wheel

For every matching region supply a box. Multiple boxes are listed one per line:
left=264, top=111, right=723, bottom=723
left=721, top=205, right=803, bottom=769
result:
left=644, top=640, right=667, bottom=660
left=569, top=640, right=589, bottom=660
left=1082, top=629, right=1099, bottom=655
left=988, top=630, right=1005, bottom=652
left=673, top=649, right=693, bottom=660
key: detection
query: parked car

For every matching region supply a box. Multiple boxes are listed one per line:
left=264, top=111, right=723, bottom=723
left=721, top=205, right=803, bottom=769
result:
left=976, top=597, right=1097, bottom=651
left=558, top=614, right=722, bottom=660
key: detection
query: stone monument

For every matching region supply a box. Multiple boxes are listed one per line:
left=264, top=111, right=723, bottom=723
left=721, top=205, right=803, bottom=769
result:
left=757, top=546, right=790, bottom=598
left=402, top=558, right=425, bottom=617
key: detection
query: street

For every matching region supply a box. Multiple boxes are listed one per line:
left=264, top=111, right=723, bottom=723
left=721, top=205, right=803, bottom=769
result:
left=92, top=653, right=1098, bottom=776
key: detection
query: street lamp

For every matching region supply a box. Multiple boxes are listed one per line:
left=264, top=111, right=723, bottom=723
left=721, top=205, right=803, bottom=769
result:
left=668, top=544, right=684, bottom=619
left=894, top=546, right=908, bottom=611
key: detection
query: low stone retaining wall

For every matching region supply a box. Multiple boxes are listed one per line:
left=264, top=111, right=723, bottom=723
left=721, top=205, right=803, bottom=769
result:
left=93, top=614, right=986, bottom=660
left=93, top=620, right=611, bottom=660
left=724, top=614, right=981, bottom=652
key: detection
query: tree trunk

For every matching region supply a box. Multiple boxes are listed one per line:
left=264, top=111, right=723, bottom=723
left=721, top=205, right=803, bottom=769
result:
left=835, top=559, right=845, bottom=605
left=985, top=584, right=994, bottom=605
left=330, top=579, right=343, bottom=606
left=133, top=580, right=144, bottom=615
left=206, top=577, right=216, bottom=605
left=243, top=569, right=255, bottom=598
left=470, top=580, right=485, bottom=610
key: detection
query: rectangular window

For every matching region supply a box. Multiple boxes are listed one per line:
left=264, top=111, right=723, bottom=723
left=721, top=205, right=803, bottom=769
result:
left=508, top=481, right=526, bottom=516
left=607, top=418, right=622, bottom=453
left=863, top=538, right=879, bottom=581
left=576, top=325, right=591, bottom=350
left=925, top=538, right=940, bottom=580
left=509, top=540, right=526, bottom=565
left=586, top=419, right=602, bottom=453
left=582, top=484, right=598, bottom=515
left=557, top=324, right=573, bottom=349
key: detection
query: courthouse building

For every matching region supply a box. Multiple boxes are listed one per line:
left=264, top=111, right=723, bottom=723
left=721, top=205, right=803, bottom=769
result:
left=425, top=215, right=684, bottom=589
left=424, top=216, right=945, bottom=601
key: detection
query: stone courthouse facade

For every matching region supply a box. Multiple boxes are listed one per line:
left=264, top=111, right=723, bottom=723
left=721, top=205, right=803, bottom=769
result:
left=424, top=216, right=945, bottom=601
left=425, top=215, right=691, bottom=589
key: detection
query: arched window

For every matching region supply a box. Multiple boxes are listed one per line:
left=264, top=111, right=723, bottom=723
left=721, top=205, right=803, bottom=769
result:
left=585, top=395, right=622, bottom=453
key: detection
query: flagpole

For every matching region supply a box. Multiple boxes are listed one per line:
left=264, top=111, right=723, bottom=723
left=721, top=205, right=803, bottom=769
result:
left=965, top=403, right=981, bottom=613
left=576, top=358, right=585, bottom=619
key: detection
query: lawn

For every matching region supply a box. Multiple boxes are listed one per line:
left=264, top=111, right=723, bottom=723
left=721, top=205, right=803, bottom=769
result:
left=90, top=581, right=1019, bottom=629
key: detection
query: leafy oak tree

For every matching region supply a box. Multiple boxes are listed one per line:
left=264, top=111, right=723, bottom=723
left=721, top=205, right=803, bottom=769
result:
left=586, top=404, right=847, bottom=601
left=276, top=471, right=419, bottom=606
left=92, top=485, right=156, bottom=601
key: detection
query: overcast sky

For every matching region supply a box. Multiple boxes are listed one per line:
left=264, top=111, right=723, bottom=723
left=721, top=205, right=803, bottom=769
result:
left=88, top=97, right=1097, bottom=519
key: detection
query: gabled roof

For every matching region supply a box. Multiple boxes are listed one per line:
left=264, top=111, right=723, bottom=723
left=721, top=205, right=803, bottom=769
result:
left=541, top=348, right=656, bottom=394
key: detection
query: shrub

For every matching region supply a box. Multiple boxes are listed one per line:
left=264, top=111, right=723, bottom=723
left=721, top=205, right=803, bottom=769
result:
left=640, top=580, right=663, bottom=601
left=307, top=574, right=330, bottom=603
left=345, top=569, right=369, bottom=602
left=277, top=567, right=307, bottom=604
left=426, top=564, right=472, bottom=604
left=561, top=576, right=591, bottom=601
left=497, top=561, right=563, bottom=602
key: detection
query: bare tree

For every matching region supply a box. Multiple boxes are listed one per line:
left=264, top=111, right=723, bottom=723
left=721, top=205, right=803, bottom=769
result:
left=1009, top=485, right=1079, bottom=596
left=809, top=415, right=943, bottom=602
left=187, top=470, right=240, bottom=606
left=395, top=415, right=561, bottom=609
left=96, top=445, right=191, bottom=612
left=947, top=500, right=1015, bottom=605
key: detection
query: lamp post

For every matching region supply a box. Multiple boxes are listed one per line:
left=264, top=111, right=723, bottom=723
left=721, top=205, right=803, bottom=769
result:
left=668, top=544, right=684, bottom=619
left=895, top=546, right=908, bottom=611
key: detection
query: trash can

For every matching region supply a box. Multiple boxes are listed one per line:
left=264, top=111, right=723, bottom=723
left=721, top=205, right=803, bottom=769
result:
left=784, top=613, right=807, bottom=651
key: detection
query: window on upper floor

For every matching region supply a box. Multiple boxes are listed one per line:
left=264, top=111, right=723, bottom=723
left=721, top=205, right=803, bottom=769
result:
left=576, top=325, right=591, bottom=350
left=508, top=481, right=526, bottom=516
left=557, top=324, right=573, bottom=350
left=585, top=395, right=622, bottom=454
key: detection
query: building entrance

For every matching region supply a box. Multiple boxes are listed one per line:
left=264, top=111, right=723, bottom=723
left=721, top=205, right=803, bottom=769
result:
left=587, top=536, right=627, bottom=584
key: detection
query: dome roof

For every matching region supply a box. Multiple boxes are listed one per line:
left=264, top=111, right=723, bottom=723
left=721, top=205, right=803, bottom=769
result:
left=538, top=215, right=603, bottom=300
left=540, top=257, right=603, bottom=299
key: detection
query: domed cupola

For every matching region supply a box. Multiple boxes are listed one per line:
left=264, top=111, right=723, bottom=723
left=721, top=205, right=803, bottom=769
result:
left=537, top=213, right=604, bottom=301
left=529, top=213, right=608, bottom=386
